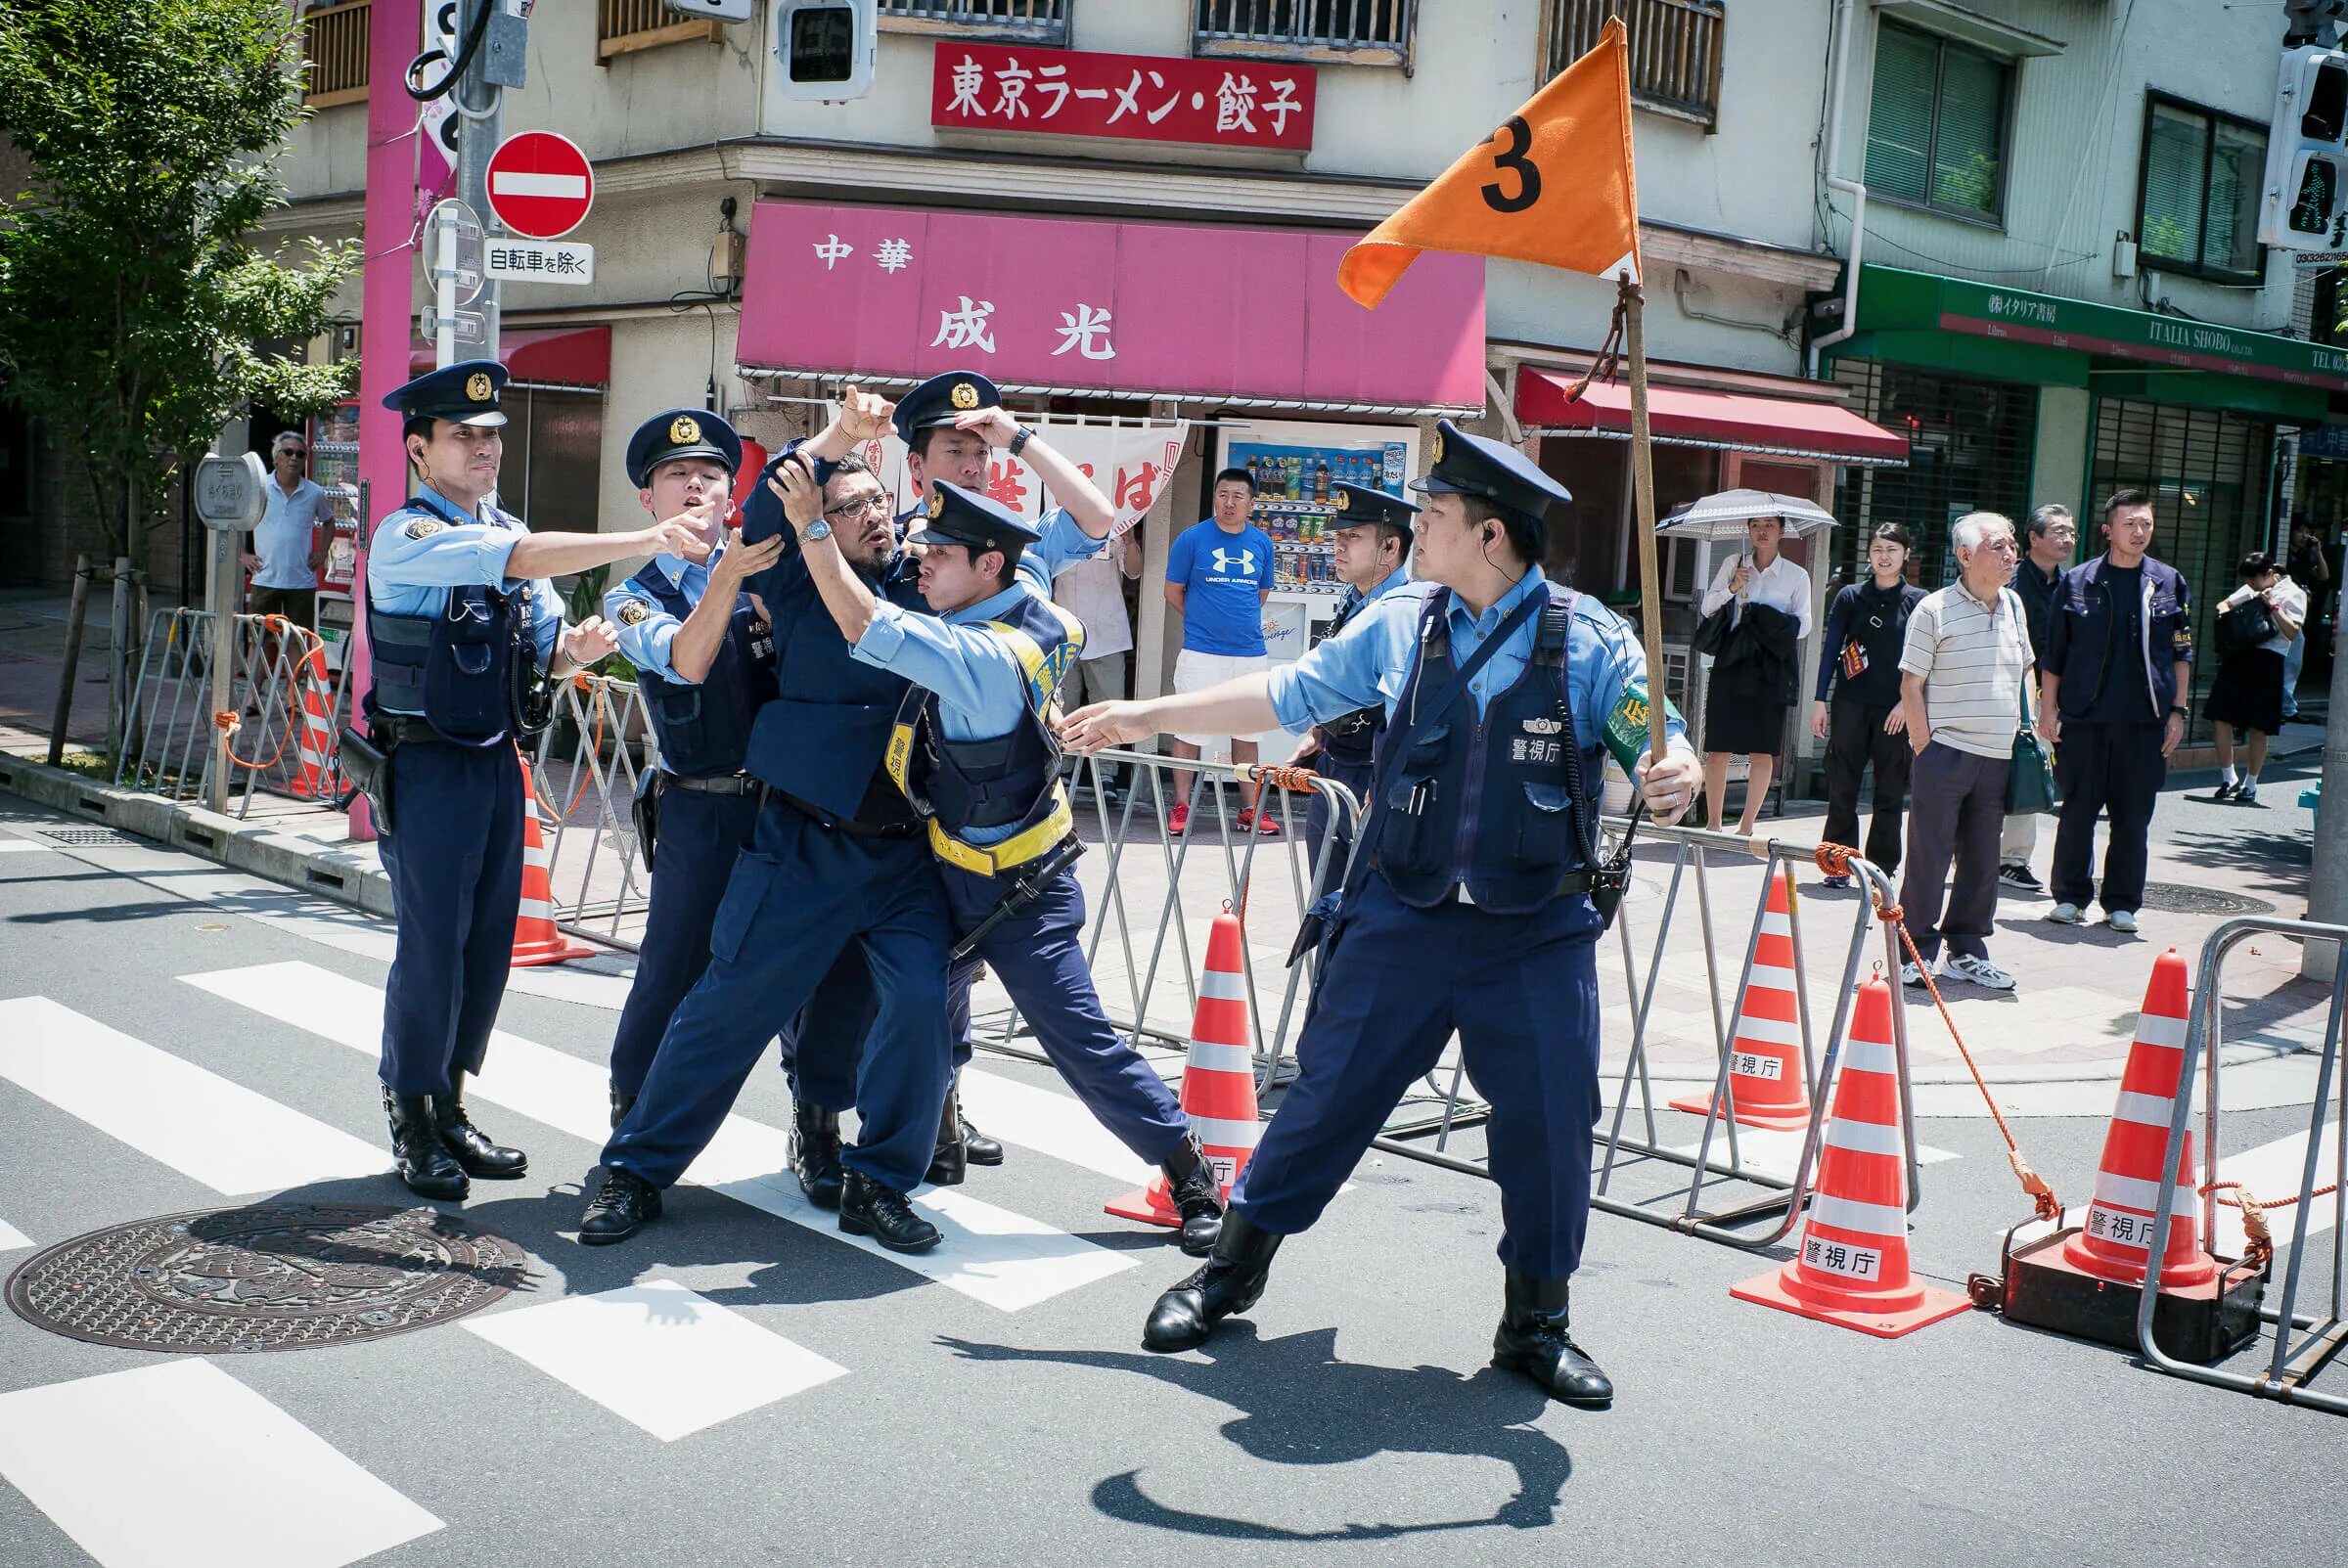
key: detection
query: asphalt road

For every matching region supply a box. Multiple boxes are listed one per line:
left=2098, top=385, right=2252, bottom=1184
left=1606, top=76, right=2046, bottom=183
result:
left=0, top=789, right=2340, bottom=1568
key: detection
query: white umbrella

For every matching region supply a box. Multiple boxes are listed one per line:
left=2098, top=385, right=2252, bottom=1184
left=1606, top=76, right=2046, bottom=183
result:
left=1657, top=488, right=1838, bottom=541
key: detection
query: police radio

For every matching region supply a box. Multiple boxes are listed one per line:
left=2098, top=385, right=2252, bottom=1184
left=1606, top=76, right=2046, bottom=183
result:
left=510, top=583, right=556, bottom=740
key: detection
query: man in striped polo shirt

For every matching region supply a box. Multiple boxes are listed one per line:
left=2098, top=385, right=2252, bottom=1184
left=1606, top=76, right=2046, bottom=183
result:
left=1895, top=512, right=2032, bottom=992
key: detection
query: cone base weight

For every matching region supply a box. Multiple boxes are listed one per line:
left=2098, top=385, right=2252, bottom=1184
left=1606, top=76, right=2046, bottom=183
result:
left=1104, top=1182, right=1182, bottom=1230
left=1730, top=1264, right=1972, bottom=1340
left=1668, top=1094, right=1816, bottom=1134
left=510, top=937, right=599, bottom=967
left=1997, top=1227, right=2265, bottom=1364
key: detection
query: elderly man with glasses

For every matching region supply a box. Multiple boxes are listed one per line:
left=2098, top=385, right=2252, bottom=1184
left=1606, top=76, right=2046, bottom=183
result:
left=242, top=430, right=337, bottom=629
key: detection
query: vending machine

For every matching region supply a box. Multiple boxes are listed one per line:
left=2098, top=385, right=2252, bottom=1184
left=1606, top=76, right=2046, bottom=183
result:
left=307, top=400, right=364, bottom=672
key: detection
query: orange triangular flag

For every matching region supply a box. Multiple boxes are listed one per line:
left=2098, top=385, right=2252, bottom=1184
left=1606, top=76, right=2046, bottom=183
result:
left=1338, top=17, right=1641, bottom=309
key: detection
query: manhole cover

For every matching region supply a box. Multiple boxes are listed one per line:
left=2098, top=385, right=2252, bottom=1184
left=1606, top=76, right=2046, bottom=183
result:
left=39, top=827, right=140, bottom=847
left=5, top=1203, right=527, bottom=1354
left=2138, top=882, right=2277, bottom=917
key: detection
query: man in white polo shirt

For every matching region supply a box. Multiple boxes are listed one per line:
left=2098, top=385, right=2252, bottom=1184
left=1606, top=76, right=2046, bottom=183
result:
left=1896, top=511, right=2032, bottom=992
left=242, top=429, right=335, bottom=629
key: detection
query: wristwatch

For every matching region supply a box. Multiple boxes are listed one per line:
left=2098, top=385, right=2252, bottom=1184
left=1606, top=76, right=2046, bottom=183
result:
left=2170, top=705, right=2189, bottom=719
left=1009, top=425, right=1035, bottom=457
left=799, top=519, right=833, bottom=543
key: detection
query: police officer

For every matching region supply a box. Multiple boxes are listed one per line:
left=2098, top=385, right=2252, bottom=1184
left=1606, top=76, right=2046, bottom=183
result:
left=576, top=401, right=968, bottom=1251
left=1063, top=420, right=1700, bottom=1407
left=367, top=361, right=700, bottom=1199
left=1283, top=481, right=1416, bottom=879
left=776, top=461, right=1226, bottom=1253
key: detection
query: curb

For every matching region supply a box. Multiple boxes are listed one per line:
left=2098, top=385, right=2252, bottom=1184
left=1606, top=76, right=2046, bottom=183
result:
left=0, top=752, right=392, bottom=918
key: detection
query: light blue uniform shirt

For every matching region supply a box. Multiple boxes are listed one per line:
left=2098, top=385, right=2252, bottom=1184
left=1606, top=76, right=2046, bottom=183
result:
left=1268, top=565, right=1685, bottom=759
left=366, top=485, right=561, bottom=659
left=604, top=546, right=724, bottom=685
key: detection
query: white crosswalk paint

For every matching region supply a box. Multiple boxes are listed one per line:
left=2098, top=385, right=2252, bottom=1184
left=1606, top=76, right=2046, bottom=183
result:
left=0, top=996, right=387, bottom=1194
left=0, top=1215, right=29, bottom=1251
left=462, top=1280, right=846, bottom=1441
left=1663, top=1123, right=1959, bottom=1180
left=958, top=1068, right=1157, bottom=1187
left=181, top=962, right=1134, bottom=1311
left=2211, top=1122, right=2343, bottom=1259
left=0, top=1359, right=441, bottom=1568
left=0, top=840, right=49, bottom=854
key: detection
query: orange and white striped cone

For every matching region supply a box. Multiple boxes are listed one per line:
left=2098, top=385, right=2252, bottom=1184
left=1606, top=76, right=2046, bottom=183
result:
left=284, top=646, right=338, bottom=801
left=511, top=759, right=598, bottom=967
left=1731, top=974, right=1969, bottom=1337
left=1106, top=908, right=1259, bottom=1226
left=1671, top=870, right=1814, bottom=1132
left=2059, top=949, right=2217, bottom=1289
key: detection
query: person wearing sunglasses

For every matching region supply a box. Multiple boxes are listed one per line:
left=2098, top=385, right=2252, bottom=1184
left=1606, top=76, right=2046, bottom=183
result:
left=242, top=429, right=336, bottom=629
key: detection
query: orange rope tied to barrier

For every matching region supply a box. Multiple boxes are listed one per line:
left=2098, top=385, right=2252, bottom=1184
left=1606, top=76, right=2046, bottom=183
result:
left=1816, top=841, right=2063, bottom=1222
left=1253, top=765, right=1320, bottom=794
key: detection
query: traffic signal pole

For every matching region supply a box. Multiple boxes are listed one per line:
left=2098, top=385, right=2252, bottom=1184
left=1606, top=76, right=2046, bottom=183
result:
left=452, top=0, right=503, bottom=363
left=2305, top=617, right=2348, bottom=976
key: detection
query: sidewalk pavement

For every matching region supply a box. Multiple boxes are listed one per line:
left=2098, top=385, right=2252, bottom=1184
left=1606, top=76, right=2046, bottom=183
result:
left=3, top=585, right=2334, bottom=1096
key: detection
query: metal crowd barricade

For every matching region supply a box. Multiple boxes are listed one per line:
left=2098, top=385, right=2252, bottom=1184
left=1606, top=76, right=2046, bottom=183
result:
left=2140, top=918, right=2348, bottom=1414
left=114, top=607, right=338, bottom=817
left=967, top=746, right=1360, bottom=1089
left=529, top=673, right=658, bottom=949
left=1332, top=822, right=1921, bottom=1252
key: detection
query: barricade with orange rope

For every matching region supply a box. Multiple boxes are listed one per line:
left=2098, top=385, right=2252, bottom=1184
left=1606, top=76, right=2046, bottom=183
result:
left=117, top=607, right=341, bottom=817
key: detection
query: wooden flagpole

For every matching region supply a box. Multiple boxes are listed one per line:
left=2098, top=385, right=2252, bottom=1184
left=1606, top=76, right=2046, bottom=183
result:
left=1618, top=272, right=1670, bottom=766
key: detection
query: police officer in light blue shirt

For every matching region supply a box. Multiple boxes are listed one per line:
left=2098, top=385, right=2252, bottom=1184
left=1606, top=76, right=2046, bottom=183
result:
left=1064, top=419, right=1702, bottom=1408
left=778, top=462, right=1225, bottom=1252
left=365, top=360, right=702, bottom=1201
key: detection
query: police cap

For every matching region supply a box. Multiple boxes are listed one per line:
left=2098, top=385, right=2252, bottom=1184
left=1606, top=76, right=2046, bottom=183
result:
left=626, top=409, right=743, bottom=488
left=1327, top=481, right=1420, bottom=534
left=384, top=359, right=508, bottom=427
left=905, top=480, right=1041, bottom=560
left=891, top=371, right=1003, bottom=443
left=1409, top=418, right=1571, bottom=520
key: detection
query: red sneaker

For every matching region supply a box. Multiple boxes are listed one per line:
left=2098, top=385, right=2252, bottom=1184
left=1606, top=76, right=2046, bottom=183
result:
left=1253, top=811, right=1282, bottom=835
left=1166, top=802, right=1190, bottom=836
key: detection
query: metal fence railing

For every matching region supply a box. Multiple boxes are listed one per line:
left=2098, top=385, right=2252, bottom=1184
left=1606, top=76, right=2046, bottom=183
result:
left=301, top=0, right=372, bottom=110
left=1546, top=0, right=1725, bottom=126
left=114, top=609, right=350, bottom=818
left=1194, top=0, right=1416, bottom=64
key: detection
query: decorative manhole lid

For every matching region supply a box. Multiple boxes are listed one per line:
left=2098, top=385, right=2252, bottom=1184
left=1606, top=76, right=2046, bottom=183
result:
left=38, top=827, right=141, bottom=847
left=5, top=1203, right=528, bottom=1354
left=2137, top=883, right=2277, bottom=917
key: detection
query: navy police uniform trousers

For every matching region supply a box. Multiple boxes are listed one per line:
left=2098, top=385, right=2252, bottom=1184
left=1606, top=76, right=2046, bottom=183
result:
left=610, top=785, right=861, bottom=1113
left=1233, top=874, right=1603, bottom=1278
left=603, top=800, right=952, bottom=1192
left=377, top=740, right=523, bottom=1098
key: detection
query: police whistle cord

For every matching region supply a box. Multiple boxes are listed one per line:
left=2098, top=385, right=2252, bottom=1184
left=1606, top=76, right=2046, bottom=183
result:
left=1815, top=841, right=2062, bottom=1223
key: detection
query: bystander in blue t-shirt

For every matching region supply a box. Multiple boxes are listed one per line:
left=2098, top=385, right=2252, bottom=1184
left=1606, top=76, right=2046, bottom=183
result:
left=1166, top=516, right=1275, bottom=657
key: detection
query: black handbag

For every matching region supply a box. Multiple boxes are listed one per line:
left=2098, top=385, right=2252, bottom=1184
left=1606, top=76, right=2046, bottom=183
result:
left=2216, top=594, right=2275, bottom=656
left=1691, top=603, right=1733, bottom=657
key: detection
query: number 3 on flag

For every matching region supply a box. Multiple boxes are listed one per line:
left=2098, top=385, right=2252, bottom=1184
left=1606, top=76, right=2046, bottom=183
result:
left=1481, top=116, right=1542, bottom=214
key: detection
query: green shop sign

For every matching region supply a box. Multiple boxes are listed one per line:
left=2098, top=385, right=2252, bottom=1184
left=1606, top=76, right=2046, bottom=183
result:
left=1852, top=265, right=2348, bottom=393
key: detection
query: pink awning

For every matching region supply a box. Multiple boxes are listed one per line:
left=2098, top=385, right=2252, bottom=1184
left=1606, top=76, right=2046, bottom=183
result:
left=1517, top=371, right=1910, bottom=466
left=736, top=200, right=1485, bottom=413
left=408, top=325, right=610, bottom=387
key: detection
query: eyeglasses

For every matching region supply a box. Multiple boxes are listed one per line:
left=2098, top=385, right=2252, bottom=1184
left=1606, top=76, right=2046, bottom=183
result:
left=825, top=493, right=892, bottom=521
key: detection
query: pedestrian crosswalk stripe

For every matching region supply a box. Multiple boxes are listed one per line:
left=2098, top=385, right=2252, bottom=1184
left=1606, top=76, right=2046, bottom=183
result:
left=180, top=962, right=1136, bottom=1312
left=0, top=1215, right=29, bottom=1251
left=958, top=1068, right=1157, bottom=1186
left=0, top=996, right=388, bottom=1196
left=0, top=1359, right=442, bottom=1568
left=461, top=1280, right=847, bottom=1441
left=1663, top=1123, right=1959, bottom=1181
left=2211, top=1123, right=2342, bottom=1259
left=0, top=840, right=48, bottom=854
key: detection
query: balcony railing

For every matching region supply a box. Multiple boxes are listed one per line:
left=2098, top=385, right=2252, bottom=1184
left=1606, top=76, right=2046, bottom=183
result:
left=301, top=0, right=371, bottom=110
left=880, top=0, right=1070, bottom=44
left=1546, top=0, right=1725, bottom=130
left=1194, top=0, right=1417, bottom=68
left=599, top=0, right=723, bottom=61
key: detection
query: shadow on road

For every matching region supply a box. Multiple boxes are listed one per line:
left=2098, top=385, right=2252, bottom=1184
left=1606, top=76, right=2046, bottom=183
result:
left=939, top=1321, right=1573, bottom=1539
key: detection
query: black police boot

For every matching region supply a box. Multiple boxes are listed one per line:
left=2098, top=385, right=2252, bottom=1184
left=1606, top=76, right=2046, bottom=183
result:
left=926, top=1086, right=969, bottom=1187
left=430, top=1073, right=527, bottom=1180
left=1491, top=1271, right=1613, bottom=1408
left=953, top=1070, right=1004, bottom=1166
left=578, top=1169, right=663, bottom=1246
left=383, top=1088, right=468, bottom=1201
left=790, top=1101, right=845, bottom=1210
left=838, top=1168, right=941, bottom=1254
left=609, top=1088, right=636, bottom=1131
left=1161, top=1136, right=1226, bottom=1257
left=1143, top=1210, right=1282, bottom=1352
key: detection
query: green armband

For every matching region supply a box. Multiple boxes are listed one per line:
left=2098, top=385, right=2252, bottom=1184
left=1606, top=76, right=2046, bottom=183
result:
left=1602, top=678, right=1682, bottom=775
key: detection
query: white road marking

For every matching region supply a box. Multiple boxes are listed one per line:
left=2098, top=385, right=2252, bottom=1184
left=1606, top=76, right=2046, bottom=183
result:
left=462, top=1279, right=846, bottom=1441
left=2211, top=1122, right=2344, bottom=1259
left=0, top=996, right=386, bottom=1195
left=959, top=1068, right=1156, bottom=1186
left=0, top=1360, right=441, bottom=1568
left=0, top=840, right=49, bottom=853
left=181, top=962, right=1134, bottom=1311
left=1663, top=1123, right=1959, bottom=1180
left=0, top=1215, right=28, bottom=1251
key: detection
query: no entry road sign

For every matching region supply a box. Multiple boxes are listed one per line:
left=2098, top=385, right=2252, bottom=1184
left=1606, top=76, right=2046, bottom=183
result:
left=484, top=132, right=594, bottom=240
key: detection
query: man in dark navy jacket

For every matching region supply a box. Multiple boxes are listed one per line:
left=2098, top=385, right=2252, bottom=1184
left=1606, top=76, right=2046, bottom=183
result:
left=2039, top=488, right=2192, bottom=934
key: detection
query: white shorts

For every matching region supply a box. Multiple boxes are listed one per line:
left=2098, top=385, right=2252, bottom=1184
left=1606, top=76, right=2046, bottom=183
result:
left=1172, top=649, right=1270, bottom=748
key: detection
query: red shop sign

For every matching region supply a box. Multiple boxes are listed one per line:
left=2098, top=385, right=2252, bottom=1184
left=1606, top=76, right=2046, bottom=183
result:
left=929, top=41, right=1315, bottom=152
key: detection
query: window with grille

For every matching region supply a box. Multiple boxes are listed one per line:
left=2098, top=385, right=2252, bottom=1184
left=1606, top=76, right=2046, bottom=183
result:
left=599, top=0, right=722, bottom=60
left=1194, top=1, right=1416, bottom=67
left=301, top=1, right=371, bottom=109
left=880, top=0, right=1068, bottom=44
left=2137, top=94, right=2267, bottom=285
left=1865, top=22, right=2012, bottom=222
left=1829, top=361, right=2037, bottom=593
left=1543, top=0, right=1725, bottom=129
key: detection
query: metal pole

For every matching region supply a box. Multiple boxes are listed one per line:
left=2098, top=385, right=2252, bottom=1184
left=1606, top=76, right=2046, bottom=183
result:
left=454, top=0, right=501, bottom=363
left=2305, top=594, right=2348, bottom=977
left=1620, top=275, right=1670, bottom=764
left=204, top=530, right=236, bottom=813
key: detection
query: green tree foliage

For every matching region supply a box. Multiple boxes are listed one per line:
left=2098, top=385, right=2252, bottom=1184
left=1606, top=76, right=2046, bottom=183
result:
left=0, top=0, right=358, bottom=568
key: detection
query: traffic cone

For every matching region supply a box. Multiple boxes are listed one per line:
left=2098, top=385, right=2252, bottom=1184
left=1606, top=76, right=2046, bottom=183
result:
left=1106, top=908, right=1260, bottom=1226
left=1731, top=974, right=1968, bottom=1337
left=284, top=646, right=339, bottom=801
left=2059, top=950, right=2217, bottom=1289
left=1671, top=869, right=1814, bottom=1131
left=510, top=759, right=597, bottom=967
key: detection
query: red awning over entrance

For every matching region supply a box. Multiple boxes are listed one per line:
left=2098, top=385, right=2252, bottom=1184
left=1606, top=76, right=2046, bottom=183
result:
left=1515, top=370, right=1909, bottom=466
left=408, top=325, right=610, bottom=387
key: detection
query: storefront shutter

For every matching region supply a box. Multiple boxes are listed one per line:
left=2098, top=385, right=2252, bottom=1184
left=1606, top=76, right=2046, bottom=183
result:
left=1865, top=25, right=1938, bottom=204
left=1829, top=360, right=2040, bottom=592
